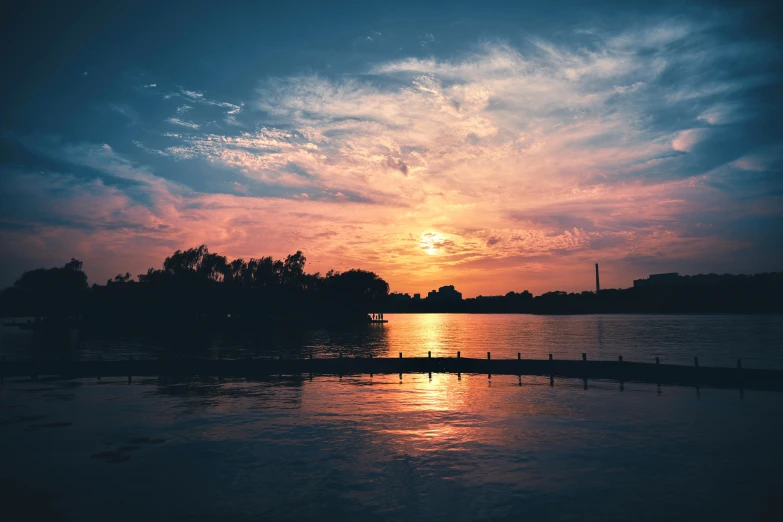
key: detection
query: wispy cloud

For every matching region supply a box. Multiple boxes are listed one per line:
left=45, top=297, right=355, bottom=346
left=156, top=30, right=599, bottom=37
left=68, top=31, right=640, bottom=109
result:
left=107, top=103, right=140, bottom=126
left=166, top=117, right=200, bottom=129
left=4, top=16, right=782, bottom=294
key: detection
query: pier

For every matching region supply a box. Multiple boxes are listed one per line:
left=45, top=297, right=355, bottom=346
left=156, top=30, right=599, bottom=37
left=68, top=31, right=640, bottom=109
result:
left=2, top=354, right=782, bottom=391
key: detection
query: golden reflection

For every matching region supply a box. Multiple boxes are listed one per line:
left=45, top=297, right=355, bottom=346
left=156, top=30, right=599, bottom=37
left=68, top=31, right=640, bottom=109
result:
left=384, top=313, right=461, bottom=358
left=296, top=314, right=577, bottom=456
left=371, top=373, right=484, bottom=454
left=301, top=372, right=537, bottom=456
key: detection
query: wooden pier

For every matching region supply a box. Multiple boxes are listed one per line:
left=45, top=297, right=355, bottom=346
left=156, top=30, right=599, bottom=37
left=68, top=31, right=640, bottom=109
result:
left=2, top=354, right=782, bottom=391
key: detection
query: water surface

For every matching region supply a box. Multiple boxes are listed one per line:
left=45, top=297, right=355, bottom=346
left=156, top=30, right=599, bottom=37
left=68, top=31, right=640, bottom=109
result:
left=3, top=314, right=781, bottom=368
left=1, top=314, right=781, bottom=521
left=1, top=373, right=781, bottom=521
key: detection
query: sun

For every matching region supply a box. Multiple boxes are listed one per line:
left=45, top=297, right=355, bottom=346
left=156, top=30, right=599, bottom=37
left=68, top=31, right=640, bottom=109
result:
left=420, top=232, right=443, bottom=255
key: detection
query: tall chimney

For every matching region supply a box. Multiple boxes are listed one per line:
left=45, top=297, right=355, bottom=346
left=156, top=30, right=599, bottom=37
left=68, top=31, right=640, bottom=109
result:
left=595, top=263, right=600, bottom=293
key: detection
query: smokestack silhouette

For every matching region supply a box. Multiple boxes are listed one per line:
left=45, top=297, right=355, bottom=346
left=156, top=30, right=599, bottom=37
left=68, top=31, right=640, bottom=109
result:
left=595, top=263, right=600, bottom=293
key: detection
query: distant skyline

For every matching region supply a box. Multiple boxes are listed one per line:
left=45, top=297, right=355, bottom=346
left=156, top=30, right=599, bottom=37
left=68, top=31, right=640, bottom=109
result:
left=1, top=1, right=782, bottom=297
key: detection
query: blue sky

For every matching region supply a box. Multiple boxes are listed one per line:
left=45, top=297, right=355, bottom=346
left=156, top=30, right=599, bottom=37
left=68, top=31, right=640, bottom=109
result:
left=1, top=0, right=781, bottom=295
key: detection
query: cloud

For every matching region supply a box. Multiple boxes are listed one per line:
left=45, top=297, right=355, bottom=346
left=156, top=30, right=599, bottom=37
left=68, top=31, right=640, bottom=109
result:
left=697, top=104, right=739, bottom=125
left=385, top=156, right=409, bottom=175
left=166, top=117, right=200, bottom=129
left=171, top=88, right=242, bottom=114
left=108, top=103, right=140, bottom=126
left=3, top=15, right=781, bottom=295
left=419, top=33, right=435, bottom=48
left=730, top=147, right=783, bottom=172
left=125, top=19, right=777, bottom=294
left=672, top=129, right=707, bottom=152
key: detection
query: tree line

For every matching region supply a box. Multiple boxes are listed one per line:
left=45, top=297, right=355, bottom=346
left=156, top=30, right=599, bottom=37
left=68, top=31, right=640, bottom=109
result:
left=0, top=246, right=389, bottom=327
left=2, top=248, right=781, bottom=325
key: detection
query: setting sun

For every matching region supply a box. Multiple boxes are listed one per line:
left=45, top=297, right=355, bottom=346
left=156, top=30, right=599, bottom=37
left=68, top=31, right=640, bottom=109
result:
left=420, top=232, right=445, bottom=256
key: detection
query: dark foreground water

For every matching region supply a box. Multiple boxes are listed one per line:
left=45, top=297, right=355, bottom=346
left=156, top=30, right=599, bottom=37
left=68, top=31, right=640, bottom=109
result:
left=1, top=314, right=782, bottom=521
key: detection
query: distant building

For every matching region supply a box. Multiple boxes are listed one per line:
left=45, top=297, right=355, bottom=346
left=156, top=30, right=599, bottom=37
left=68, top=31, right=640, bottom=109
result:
left=426, top=285, right=463, bottom=301
left=633, top=272, right=681, bottom=288
left=413, top=293, right=421, bottom=300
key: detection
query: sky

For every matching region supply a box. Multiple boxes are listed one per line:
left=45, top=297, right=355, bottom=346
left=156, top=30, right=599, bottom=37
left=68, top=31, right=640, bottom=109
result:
left=1, top=0, right=781, bottom=297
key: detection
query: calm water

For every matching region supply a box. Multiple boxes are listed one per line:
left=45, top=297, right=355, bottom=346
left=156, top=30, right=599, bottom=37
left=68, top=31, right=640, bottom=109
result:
left=1, top=315, right=782, bottom=521
left=3, top=313, right=782, bottom=368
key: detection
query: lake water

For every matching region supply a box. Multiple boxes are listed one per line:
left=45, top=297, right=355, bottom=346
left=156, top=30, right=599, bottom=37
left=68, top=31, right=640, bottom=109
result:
left=1, top=314, right=782, bottom=521
left=3, top=313, right=782, bottom=368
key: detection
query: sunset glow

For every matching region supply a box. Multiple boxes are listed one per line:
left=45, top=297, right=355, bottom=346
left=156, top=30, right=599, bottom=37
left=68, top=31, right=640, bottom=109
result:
left=1, top=2, right=781, bottom=296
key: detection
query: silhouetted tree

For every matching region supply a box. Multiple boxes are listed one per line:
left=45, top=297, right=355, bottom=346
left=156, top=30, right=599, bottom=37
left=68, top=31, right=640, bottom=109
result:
left=2, top=247, right=780, bottom=327
left=4, top=258, right=88, bottom=318
left=326, top=269, right=390, bottom=308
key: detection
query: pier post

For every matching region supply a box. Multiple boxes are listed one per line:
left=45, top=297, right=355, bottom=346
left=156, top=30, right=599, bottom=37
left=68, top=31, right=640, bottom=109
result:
left=656, top=357, right=660, bottom=365
left=488, top=352, right=491, bottom=379
left=487, top=352, right=491, bottom=379
left=517, top=353, right=521, bottom=380
left=457, top=351, right=460, bottom=359
left=582, top=353, right=586, bottom=362
left=549, top=354, right=553, bottom=361
left=428, top=351, right=431, bottom=359
left=399, top=352, right=402, bottom=359
left=619, top=355, right=623, bottom=363
left=694, top=357, right=699, bottom=368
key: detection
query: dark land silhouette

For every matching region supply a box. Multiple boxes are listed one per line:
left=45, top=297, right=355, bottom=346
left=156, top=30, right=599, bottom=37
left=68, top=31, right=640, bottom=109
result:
left=0, top=246, right=388, bottom=331
left=387, top=272, right=783, bottom=314
left=383, top=272, right=783, bottom=314
left=0, top=246, right=781, bottom=334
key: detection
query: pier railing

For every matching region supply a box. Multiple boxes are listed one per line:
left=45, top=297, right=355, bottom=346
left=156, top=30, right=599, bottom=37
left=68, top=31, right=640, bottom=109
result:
left=2, top=353, right=782, bottom=391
